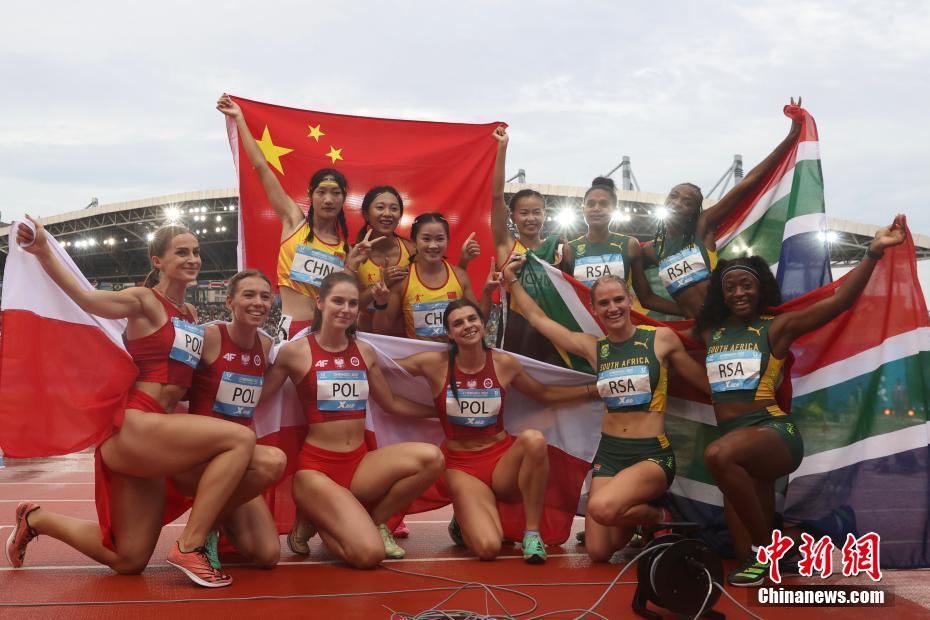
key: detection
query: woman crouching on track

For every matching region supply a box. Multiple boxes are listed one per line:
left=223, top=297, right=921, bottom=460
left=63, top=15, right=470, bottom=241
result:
left=391, top=298, right=596, bottom=564
left=7, top=221, right=256, bottom=587
left=502, top=255, right=710, bottom=563
left=175, top=269, right=286, bottom=570
left=262, top=271, right=444, bottom=567
left=696, top=216, right=906, bottom=587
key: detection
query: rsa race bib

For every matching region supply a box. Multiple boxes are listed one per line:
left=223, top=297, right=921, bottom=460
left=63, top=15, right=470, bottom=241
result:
left=445, top=387, right=502, bottom=427
left=574, top=253, right=625, bottom=287
left=659, top=245, right=709, bottom=295
left=706, top=350, right=762, bottom=393
left=317, top=370, right=368, bottom=412
left=412, top=300, right=449, bottom=338
left=169, top=318, right=204, bottom=368
left=290, top=245, right=345, bottom=288
left=597, top=365, right=652, bottom=408
left=214, top=371, right=263, bottom=418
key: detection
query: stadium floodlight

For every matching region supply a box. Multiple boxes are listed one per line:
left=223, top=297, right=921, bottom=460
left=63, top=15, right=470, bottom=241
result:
left=221, top=226, right=227, bottom=232
left=826, top=231, right=839, bottom=243
left=555, top=207, right=576, bottom=228
left=654, top=206, right=669, bottom=220
left=164, top=206, right=182, bottom=223
left=87, top=238, right=97, bottom=246
left=146, top=232, right=155, bottom=242
left=610, top=210, right=630, bottom=224
left=216, top=215, right=222, bottom=222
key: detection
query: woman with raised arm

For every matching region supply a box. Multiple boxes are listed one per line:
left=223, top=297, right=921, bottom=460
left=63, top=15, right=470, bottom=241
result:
left=502, top=254, right=711, bottom=564
left=175, top=269, right=286, bottom=570
left=371, top=212, right=483, bottom=341
left=6, top=222, right=256, bottom=587
left=637, top=99, right=805, bottom=319
left=262, top=272, right=444, bottom=567
left=218, top=95, right=375, bottom=339
left=695, top=215, right=906, bottom=587
left=393, top=298, right=596, bottom=564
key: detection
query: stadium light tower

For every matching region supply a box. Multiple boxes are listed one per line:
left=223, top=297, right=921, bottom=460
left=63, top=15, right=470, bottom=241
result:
left=506, top=169, right=526, bottom=183
left=707, top=154, right=744, bottom=199
left=603, top=156, right=640, bottom=191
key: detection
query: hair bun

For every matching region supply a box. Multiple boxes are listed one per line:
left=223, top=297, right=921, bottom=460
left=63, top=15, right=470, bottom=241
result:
left=591, top=176, right=616, bottom=191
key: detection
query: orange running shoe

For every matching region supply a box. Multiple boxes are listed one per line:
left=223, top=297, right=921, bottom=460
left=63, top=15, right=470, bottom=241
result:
left=166, top=542, right=233, bottom=587
left=5, top=502, right=39, bottom=568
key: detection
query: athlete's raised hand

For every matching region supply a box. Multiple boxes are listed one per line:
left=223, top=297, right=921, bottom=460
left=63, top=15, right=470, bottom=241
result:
left=872, top=214, right=907, bottom=252
left=492, top=125, right=509, bottom=147
left=371, top=259, right=391, bottom=306
left=346, top=229, right=386, bottom=271
left=216, top=94, right=243, bottom=120
left=501, top=251, right=527, bottom=290
left=15, top=215, right=50, bottom=256
left=784, top=96, right=804, bottom=125
left=483, top=257, right=502, bottom=294
left=460, top=232, right=480, bottom=266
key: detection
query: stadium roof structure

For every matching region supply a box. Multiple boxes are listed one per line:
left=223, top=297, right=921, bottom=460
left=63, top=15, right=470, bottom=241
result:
left=2, top=186, right=928, bottom=284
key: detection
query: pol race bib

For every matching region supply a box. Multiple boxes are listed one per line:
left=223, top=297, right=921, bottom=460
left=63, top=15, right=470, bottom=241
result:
left=290, top=245, right=345, bottom=288
left=445, top=387, right=502, bottom=427
left=317, top=370, right=368, bottom=412
left=597, top=365, right=651, bottom=408
left=412, top=300, right=449, bottom=338
left=214, top=371, right=263, bottom=418
left=706, top=350, right=762, bottom=393
left=170, top=318, right=204, bottom=368
left=574, top=253, right=625, bottom=287
left=658, top=245, right=709, bottom=295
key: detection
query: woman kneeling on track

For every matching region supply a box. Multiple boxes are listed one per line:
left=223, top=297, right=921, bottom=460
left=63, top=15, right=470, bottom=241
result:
left=502, top=256, right=710, bottom=563
left=695, top=215, right=906, bottom=587
left=175, top=269, right=286, bottom=570
left=7, top=221, right=256, bottom=587
left=391, top=298, right=596, bottom=564
left=262, top=271, right=444, bottom=567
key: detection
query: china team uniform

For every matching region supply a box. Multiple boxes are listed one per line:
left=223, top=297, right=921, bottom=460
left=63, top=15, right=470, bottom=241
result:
left=402, top=260, right=463, bottom=342
left=357, top=237, right=410, bottom=336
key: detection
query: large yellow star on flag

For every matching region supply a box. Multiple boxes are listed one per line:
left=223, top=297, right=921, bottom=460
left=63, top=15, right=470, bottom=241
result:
left=307, top=123, right=325, bottom=142
left=255, top=126, right=293, bottom=174
left=325, top=146, right=344, bottom=163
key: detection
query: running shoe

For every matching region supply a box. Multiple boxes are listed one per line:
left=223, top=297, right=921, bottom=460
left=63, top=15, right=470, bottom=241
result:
left=166, top=542, right=233, bottom=588
left=5, top=502, right=39, bottom=568
left=727, top=552, right=769, bottom=587
left=575, top=530, right=586, bottom=545
left=393, top=519, right=410, bottom=538
left=653, top=507, right=674, bottom=538
left=286, top=519, right=317, bottom=556
left=522, top=532, right=547, bottom=564
left=378, top=524, right=406, bottom=559
left=447, top=516, right=465, bottom=546
left=203, top=530, right=221, bottom=571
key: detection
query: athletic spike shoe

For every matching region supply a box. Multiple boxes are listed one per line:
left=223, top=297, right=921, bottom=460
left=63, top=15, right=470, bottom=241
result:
left=378, top=524, right=406, bottom=559
left=286, top=519, right=316, bottom=556
left=522, top=532, right=547, bottom=564
left=727, top=552, right=769, bottom=587
left=166, top=542, right=233, bottom=588
left=652, top=507, right=674, bottom=539
left=575, top=530, right=586, bottom=545
left=203, top=530, right=221, bottom=571
left=447, top=516, right=465, bottom=546
left=393, top=519, right=410, bottom=538
left=5, top=502, right=40, bottom=568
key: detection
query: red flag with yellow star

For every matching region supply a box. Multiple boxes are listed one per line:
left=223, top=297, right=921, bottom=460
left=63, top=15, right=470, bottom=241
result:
left=224, top=95, right=502, bottom=289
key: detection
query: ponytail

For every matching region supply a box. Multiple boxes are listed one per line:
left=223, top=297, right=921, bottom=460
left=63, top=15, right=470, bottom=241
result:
left=145, top=224, right=193, bottom=288
left=143, top=268, right=160, bottom=288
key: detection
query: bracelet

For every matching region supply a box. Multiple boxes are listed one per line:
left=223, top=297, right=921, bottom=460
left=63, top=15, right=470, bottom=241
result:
left=866, top=248, right=884, bottom=260
left=373, top=301, right=388, bottom=310
left=508, top=278, right=519, bottom=285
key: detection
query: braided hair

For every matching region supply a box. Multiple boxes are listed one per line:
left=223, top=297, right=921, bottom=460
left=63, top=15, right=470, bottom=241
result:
left=442, top=298, right=488, bottom=405
left=654, top=182, right=703, bottom=259
left=306, top=168, right=349, bottom=254
left=695, top=256, right=781, bottom=335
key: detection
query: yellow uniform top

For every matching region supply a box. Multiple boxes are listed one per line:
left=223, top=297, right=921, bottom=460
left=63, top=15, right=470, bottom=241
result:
left=277, top=221, right=347, bottom=299
left=402, top=260, right=463, bottom=342
left=357, top=237, right=412, bottom=289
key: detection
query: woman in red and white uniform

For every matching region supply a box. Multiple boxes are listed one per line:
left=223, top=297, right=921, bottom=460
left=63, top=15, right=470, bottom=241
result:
left=262, top=271, right=444, bottom=567
left=7, top=222, right=255, bottom=587
left=393, top=299, right=596, bottom=564
left=175, top=269, right=286, bottom=569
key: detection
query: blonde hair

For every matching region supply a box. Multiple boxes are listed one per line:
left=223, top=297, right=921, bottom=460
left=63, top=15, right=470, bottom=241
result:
left=143, top=225, right=195, bottom=288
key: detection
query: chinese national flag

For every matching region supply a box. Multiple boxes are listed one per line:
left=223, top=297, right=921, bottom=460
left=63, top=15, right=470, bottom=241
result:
left=225, top=95, right=502, bottom=288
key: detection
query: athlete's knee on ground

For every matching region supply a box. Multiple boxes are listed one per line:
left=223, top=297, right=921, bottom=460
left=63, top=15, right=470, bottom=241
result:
left=344, top=540, right=384, bottom=569
left=249, top=538, right=281, bottom=569
left=470, top=534, right=502, bottom=561
left=586, top=542, right=616, bottom=564
left=111, top=551, right=150, bottom=575
left=517, top=429, right=548, bottom=460
left=253, top=446, right=287, bottom=486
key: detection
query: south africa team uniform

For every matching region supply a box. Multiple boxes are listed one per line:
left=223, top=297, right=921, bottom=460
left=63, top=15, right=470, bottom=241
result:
left=562, top=232, right=633, bottom=288
left=591, top=326, right=676, bottom=487
left=95, top=290, right=204, bottom=551
left=187, top=323, right=265, bottom=425
left=656, top=237, right=718, bottom=297
left=435, top=350, right=512, bottom=487
left=402, top=260, right=463, bottom=342
left=295, top=335, right=371, bottom=488
left=706, top=315, right=804, bottom=469
left=277, top=221, right=347, bottom=339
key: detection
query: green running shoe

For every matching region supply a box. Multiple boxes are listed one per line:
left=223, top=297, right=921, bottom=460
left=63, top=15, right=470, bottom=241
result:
left=203, top=530, right=221, bottom=571
left=522, top=532, right=547, bottom=564
left=378, top=523, right=406, bottom=559
left=448, top=516, right=465, bottom=546
left=728, top=552, right=769, bottom=587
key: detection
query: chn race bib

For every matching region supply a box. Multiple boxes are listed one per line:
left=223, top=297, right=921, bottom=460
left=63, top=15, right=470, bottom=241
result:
left=170, top=318, right=204, bottom=368
left=706, top=350, right=762, bottom=393
left=412, top=300, right=449, bottom=338
left=290, top=245, right=345, bottom=288
left=214, top=371, right=263, bottom=418
left=445, top=387, right=502, bottom=427
left=316, top=370, right=368, bottom=412
left=658, top=245, right=709, bottom=295
left=574, top=253, right=625, bottom=287
left=597, top=365, right=651, bottom=408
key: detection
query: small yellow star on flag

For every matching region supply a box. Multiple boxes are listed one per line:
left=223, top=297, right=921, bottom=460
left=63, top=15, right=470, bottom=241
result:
left=307, top=123, right=325, bottom=142
left=255, top=126, right=293, bottom=174
left=326, top=146, right=344, bottom=163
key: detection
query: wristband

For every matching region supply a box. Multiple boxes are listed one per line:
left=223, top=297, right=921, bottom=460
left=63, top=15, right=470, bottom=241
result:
left=373, top=301, right=388, bottom=310
left=866, top=248, right=884, bottom=261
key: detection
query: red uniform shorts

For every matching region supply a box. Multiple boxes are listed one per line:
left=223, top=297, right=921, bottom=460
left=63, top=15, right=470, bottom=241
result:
left=297, top=441, right=369, bottom=489
left=441, top=434, right=515, bottom=488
